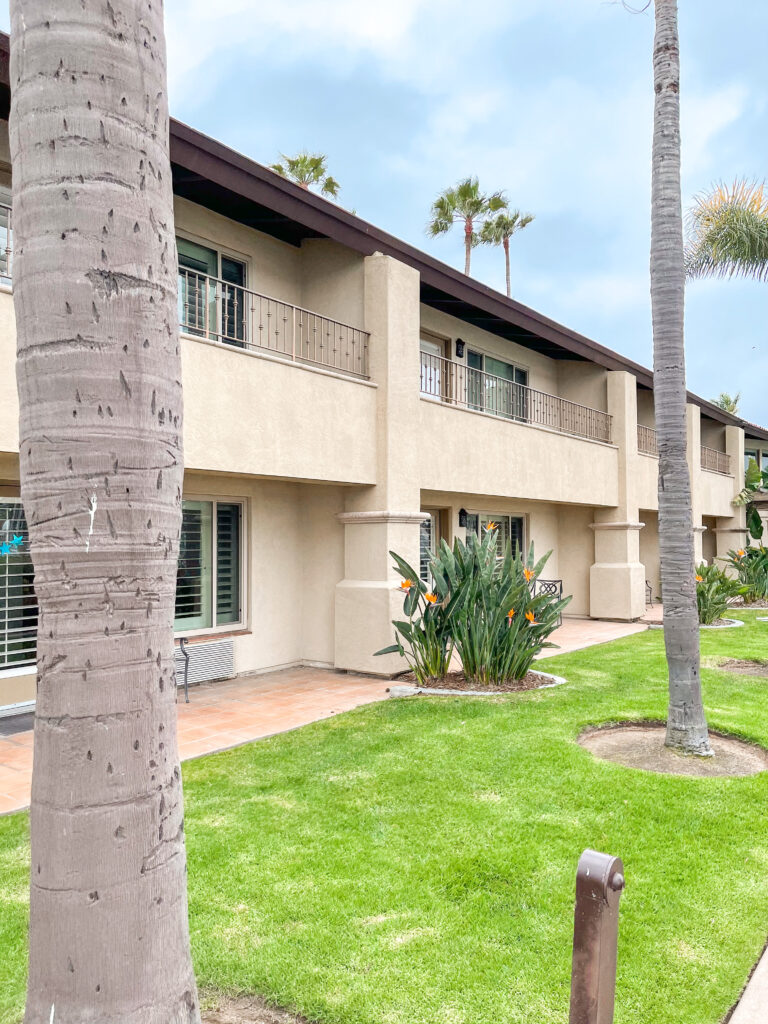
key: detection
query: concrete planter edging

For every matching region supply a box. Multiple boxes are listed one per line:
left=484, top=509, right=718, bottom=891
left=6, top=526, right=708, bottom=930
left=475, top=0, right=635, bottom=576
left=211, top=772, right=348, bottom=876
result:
left=649, top=618, right=745, bottom=631
left=388, top=670, right=566, bottom=698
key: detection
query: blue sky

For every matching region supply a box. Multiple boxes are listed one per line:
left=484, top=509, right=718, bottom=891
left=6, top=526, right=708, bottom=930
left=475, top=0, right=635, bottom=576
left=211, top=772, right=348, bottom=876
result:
left=3, top=3, right=767, bottom=422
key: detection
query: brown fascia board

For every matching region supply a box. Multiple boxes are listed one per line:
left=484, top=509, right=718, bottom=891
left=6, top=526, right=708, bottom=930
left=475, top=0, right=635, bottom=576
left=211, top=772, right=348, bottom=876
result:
left=0, top=30, right=764, bottom=435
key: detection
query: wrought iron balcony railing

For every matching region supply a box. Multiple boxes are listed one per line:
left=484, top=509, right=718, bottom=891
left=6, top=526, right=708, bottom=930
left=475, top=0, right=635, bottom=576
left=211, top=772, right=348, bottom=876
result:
left=701, top=445, right=731, bottom=475
left=637, top=424, right=658, bottom=456
left=178, top=268, right=370, bottom=379
left=420, top=352, right=612, bottom=443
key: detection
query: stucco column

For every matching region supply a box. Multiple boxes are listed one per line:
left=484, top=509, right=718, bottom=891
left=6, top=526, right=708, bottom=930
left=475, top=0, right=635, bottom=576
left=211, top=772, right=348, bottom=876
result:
left=715, top=424, right=748, bottom=562
left=686, top=403, right=705, bottom=562
left=334, top=253, right=424, bottom=674
left=589, top=371, right=646, bottom=620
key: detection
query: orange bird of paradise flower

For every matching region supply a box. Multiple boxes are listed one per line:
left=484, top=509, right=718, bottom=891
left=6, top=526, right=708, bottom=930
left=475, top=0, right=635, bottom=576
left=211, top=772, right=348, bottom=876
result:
left=485, top=522, right=497, bottom=532
left=695, top=574, right=703, bottom=582
left=507, top=608, right=516, bottom=620
left=525, top=610, right=536, bottom=624
left=523, top=567, right=534, bottom=583
left=736, top=549, right=746, bottom=558
left=425, top=593, right=437, bottom=604
left=399, top=579, right=414, bottom=591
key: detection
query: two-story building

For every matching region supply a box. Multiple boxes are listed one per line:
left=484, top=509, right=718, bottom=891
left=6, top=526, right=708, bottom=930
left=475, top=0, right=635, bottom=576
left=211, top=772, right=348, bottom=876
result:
left=0, top=34, right=766, bottom=716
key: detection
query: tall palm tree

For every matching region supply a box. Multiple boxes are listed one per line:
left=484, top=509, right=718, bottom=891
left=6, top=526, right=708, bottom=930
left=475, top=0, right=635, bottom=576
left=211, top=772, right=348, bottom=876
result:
left=712, top=391, right=741, bottom=414
left=478, top=210, right=534, bottom=297
left=10, top=2, right=200, bottom=1020
left=686, top=180, right=768, bottom=281
left=650, top=0, right=711, bottom=755
left=427, top=177, right=507, bottom=276
left=270, top=152, right=340, bottom=198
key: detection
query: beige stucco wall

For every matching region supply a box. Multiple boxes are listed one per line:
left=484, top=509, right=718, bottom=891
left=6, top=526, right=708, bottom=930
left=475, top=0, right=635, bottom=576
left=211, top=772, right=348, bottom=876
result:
left=557, top=361, right=608, bottom=413
left=418, top=398, right=619, bottom=507
left=639, top=510, right=661, bottom=601
left=701, top=417, right=726, bottom=451
left=636, top=388, right=656, bottom=427
left=556, top=505, right=595, bottom=617
left=635, top=452, right=659, bottom=511
left=181, top=335, right=378, bottom=484
left=0, top=288, right=17, bottom=459
left=699, top=466, right=738, bottom=517
left=301, top=239, right=365, bottom=328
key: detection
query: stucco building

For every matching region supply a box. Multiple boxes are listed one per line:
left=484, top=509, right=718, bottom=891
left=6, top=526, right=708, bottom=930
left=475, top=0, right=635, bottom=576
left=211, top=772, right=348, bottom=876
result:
left=0, top=39, right=766, bottom=716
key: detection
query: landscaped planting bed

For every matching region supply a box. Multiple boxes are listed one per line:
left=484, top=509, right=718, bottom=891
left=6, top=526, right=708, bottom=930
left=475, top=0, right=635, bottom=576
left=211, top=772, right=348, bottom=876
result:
left=1, top=616, right=768, bottom=1024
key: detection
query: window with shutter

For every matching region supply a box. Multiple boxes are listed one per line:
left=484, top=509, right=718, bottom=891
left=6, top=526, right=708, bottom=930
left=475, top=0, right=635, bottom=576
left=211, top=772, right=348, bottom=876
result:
left=174, top=499, right=244, bottom=633
left=0, top=501, right=37, bottom=670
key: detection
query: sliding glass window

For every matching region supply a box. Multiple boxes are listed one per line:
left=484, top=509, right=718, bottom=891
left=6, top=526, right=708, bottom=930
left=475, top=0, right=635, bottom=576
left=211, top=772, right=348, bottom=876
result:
left=175, top=499, right=243, bottom=632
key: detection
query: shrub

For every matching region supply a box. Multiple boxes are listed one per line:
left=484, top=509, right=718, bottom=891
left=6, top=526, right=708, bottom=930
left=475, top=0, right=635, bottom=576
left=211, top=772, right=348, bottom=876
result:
left=374, top=551, right=453, bottom=685
left=695, top=562, right=747, bottom=625
left=376, top=526, right=570, bottom=685
left=725, top=546, right=768, bottom=603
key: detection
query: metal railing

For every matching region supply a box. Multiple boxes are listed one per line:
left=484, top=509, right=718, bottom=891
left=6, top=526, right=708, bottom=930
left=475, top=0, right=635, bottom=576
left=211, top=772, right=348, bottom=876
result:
left=701, top=445, right=731, bottom=475
left=0, top=203, right=11, bottom=282
left=637, top=424, right=658, bottom=456
left=178, top=268, right=370, bottom=379
left=420, top=352, right=612, bottom=443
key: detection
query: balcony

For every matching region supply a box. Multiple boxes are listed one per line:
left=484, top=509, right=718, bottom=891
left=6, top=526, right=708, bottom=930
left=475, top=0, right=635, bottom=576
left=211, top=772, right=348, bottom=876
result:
left=420, top=352, right=612, bottom=443
left=179, top=269, right=370, bottom=379
left=701, top=445, right=731, bottom=476
left=637, top=424, right=658, bottom=456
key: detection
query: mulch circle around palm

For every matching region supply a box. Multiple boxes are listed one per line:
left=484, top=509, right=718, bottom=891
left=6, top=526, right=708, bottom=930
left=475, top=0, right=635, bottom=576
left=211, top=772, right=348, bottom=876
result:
left=399, top=669, right=559, bottom=693
left=203, top=996, right=306, bottom=1024
left=718, top=658, right=768, bottom=677
left=578, top=723, right=768, bottom=777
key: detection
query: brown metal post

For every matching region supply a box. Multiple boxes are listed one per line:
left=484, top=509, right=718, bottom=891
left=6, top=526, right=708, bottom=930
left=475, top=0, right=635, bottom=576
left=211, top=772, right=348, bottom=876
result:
left=569, top=849, right=625, bottom=1024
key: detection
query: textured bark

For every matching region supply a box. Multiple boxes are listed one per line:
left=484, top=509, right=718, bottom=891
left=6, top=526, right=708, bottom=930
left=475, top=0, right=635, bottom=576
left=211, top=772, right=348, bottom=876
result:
left=10, top=2, right=201, bottom=1020
left=464, top=217, right=472, bottom=275
left=650, top=0, right=711, bottom=755
left=503, top=237, right=511, bottom=297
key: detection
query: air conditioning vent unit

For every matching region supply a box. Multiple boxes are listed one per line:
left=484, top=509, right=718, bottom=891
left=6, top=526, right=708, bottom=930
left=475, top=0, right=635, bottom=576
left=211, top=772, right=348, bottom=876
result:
left=174, top=638, right=234, bottom=688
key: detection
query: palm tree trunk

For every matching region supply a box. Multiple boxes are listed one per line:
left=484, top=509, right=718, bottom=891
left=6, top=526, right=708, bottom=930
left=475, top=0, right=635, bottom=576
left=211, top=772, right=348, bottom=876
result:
left=650, top=0, right=711, bottom=755
left=464, top=217, right=473, bottom=275
left=10, top=2, right=201, bottom=1020
left=503, top=237, right=511, bottom=297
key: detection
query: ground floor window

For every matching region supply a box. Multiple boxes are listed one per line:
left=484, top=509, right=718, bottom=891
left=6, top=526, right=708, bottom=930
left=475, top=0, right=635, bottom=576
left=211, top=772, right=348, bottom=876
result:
left=0, top=501, right=36, bottom=670
left=465, top=513, right=524, bottom=557
left=174, top=499, right=243, bottom=632
left=420, top=511, right=440, bottom=582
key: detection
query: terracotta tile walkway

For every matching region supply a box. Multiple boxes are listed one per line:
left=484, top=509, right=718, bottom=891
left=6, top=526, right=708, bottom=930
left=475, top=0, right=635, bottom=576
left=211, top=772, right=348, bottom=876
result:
left=0, top=616, right=655, bottom=817
left=0, top=668, right=391, bottom=816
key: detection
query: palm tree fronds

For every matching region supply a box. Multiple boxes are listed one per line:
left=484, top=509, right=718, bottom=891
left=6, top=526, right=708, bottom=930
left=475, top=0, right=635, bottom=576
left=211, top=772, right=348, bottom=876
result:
left=686, top=179, right=768, bottom=281
left=270, top=151, right=340, bottom=199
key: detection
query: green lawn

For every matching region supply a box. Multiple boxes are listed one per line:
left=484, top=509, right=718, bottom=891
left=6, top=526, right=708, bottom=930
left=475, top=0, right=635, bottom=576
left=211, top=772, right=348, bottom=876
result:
left=2, top=615, right=768, bottom=1024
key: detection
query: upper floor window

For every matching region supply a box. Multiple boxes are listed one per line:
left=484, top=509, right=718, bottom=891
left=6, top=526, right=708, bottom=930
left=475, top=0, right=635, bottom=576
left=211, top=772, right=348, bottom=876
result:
left=467, top=350, right=529, bottom=419
left=177, top=236, right=247, bottom=348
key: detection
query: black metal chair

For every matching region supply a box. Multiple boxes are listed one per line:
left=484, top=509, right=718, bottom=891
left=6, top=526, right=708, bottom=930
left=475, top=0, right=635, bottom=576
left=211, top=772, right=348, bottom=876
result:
left=645, top=580, right=653, bottom=606
left=534, top=578, right=564, bottom=626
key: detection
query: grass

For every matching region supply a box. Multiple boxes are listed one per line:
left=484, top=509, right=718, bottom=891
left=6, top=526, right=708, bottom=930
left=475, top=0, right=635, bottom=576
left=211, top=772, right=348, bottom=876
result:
left=1, top=613, right=768, bottom=1023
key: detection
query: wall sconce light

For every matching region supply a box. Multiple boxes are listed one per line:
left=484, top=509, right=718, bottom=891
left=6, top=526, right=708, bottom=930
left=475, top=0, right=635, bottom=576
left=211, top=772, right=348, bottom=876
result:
left=458, top=508, right=468, bottom=528
left=455, top=338, right=465, bottom=358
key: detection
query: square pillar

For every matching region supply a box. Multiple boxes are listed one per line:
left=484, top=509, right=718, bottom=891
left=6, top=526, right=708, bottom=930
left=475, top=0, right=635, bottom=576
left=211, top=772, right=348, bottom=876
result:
left=334, top=253, right=424, bottom=674
left=589, top=372, right=645, bottom=620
